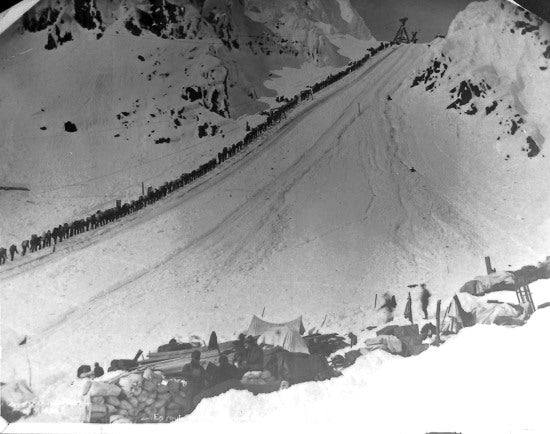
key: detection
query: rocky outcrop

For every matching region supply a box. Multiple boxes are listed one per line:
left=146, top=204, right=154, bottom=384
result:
left=407, top=0, right=549, bottom=158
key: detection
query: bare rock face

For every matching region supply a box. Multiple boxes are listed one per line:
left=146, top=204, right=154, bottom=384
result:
left=244, top=0, right=373, bottom=66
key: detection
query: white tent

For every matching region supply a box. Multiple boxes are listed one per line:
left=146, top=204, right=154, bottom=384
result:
left=257, top=326, right=309, bottom=354
left=246, top=315, right=305, bottom=336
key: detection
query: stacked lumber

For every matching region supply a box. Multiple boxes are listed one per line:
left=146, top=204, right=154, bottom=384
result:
left=144, top=341, right=236, bottom=363
left=139, top=341, right=237, bottom=376
left=82, top=368, right=190, bottom=423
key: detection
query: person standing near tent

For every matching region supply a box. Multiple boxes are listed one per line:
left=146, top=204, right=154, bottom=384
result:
left=241, top=336, right=264, bottom=372
left=379, top=292, right=397, bottom=323
left=420, top=284, right=431, bottom=319
left=233, top=333, right=247, bottom=369
left=182, top=350, right=206, bottom=399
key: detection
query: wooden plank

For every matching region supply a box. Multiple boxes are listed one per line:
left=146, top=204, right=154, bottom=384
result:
left=146, top=341, right=237, bottom=361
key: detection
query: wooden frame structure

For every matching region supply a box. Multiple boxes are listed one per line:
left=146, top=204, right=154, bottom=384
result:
left=392, top=18, right=411, bottom=44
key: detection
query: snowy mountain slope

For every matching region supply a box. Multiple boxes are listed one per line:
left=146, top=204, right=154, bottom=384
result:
left=245, top=0, right=372, bottom=65
left=393, top=0, right=550, bottom=266
left=0, top=0, right=375, bottom=243
left=1, top=0, right=549, bottom=425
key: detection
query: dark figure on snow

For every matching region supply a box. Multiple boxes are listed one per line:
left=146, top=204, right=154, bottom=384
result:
left=181, top=350, right=206, bottom=398
left=93, top=362, right=104, bottom=378
left=208, top=331, right=218, bottom=352
left=0, top=247, right=7, bottom=265
left=77, top=364, right=93, bottom=379
left=21, top=240, right=29, bottom=256
left=420, top=284, right=431, bottom=319
left=213, top=355, right=241, bottom=385
left=9, top=244, right=18, bottom=261
left=241, top=336, right=264, bottom=372
left=29, top=235, right=38, bottom=253
left=233, top=333, right=247, bottom=369
left=420, top=323, right=437, bottom=341
left=51, top=227, right=58, bottom=244
left=379, top=292, right=397, bottom=323
left=379, top=292, right=397, bottom=312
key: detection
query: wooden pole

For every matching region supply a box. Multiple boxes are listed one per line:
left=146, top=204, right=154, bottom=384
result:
left=434, top=300, right=442, bottom=346
left=374, top=294, right=378, bottom=309
left=485, top=256, right=494, bottom=274
left=320, top=313, right=328, bottom=329
left=25, top=342, right=32, bottom=388
left=141, top=182, right=145, bottom=196
left=261, top=307, right=265, bottom=317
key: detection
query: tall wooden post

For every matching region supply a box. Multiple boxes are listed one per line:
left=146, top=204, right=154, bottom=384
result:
left=434, top=300, right=442, bottom=346
left=141, top=182, right=145, bottom=196
left=485, top=256, right=494, bottom=274
left=405, top=292, right=413, bottom=324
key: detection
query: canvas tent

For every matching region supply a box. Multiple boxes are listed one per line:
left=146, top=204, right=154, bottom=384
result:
left=442, top=293, right=531, bottom=334
left=257, top=327, right=309, bottom=354
left=459, top=271, right=517, bottom=296
left=247, top=315, right=305, bottom=337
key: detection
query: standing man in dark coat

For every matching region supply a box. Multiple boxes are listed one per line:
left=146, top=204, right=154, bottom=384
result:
left=0, top=247, right=7, bottom=265
left=420, top=284, right=431, bottom=319
left=233, top=333, right=247, bottom=369
left=9, top=244, right=18, bottom=261
left=241, top=336, right=264, bottom=372
left=181, top=350, right=206, bottom=399
left=21, top=239, right=29, bottom=256
left=93, top=362, right=104, bottom=378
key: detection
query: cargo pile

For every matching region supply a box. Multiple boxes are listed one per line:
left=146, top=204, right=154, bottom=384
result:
left=82, top=368, right=191, bottom=423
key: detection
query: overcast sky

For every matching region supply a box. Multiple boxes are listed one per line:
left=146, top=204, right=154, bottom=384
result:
left=350, top=0, right=475, bottom=42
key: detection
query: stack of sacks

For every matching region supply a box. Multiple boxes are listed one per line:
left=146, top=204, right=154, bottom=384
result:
left=82, top=368, right=191, bottom=423
left=241, top=370, right=275, bottom=386
left=363, top=335, right=403, bottom=355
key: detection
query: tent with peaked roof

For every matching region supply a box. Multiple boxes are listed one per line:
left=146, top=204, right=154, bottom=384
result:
left=246, top=315, right=305, bottom=337
left=257, top=326, right=309, bottom=354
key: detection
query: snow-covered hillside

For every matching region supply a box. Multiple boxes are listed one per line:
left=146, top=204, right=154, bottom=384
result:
left=394, top=0, right=550, bottom=268
left=1, top=0, right=549, bottom=428
left=0, top=0, right=374, bottom=243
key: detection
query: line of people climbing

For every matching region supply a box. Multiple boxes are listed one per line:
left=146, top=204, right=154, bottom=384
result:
left=0, top=41, right=393, bottom=268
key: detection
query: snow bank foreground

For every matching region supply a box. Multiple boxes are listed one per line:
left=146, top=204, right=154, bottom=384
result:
left=180, top=309, right=550, bottom=433
left=2, top=306, right=549, bottom=433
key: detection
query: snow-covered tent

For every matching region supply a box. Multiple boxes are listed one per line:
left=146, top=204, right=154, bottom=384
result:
left=459, top=271, right=517, bottom=296
left=257, top=326, right=310, bottom=354
left=442, top=293, right=531, bottom=334
left=246, top=315, right=305, bottom=337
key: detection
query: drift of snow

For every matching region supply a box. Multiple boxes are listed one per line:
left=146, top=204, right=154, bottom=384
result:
left=184, top=306, right=550, bottom=433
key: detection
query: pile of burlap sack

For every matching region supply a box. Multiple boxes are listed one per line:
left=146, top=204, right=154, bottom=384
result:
left=240, top=370, right=277, bottom=386
left=82, top=368, right=190, bottom=423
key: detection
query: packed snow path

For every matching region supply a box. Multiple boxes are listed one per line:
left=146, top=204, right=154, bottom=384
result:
left=0, top=42, right=541, bottom=417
